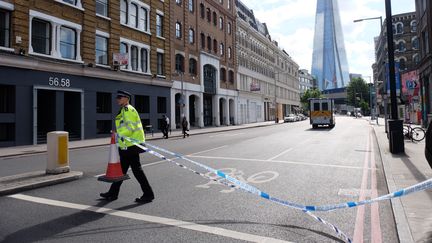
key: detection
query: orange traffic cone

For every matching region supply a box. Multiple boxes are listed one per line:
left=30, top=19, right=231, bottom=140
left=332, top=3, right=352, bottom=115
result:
left=98, top=132, right=130, bottom=182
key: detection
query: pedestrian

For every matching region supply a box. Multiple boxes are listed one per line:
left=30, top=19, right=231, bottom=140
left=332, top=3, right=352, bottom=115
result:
left=425, top=120, right=432, bottom=169
left=100, top=90, right=155, bottom=203
left=161, top=114, right=169, bottom=139
left=182, top=116, right=189, bottom=138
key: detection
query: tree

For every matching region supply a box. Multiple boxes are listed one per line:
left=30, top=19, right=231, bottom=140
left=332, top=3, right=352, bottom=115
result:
left=301, top=88, right=323, bottom=111
left=346, top=77, right=370, bottom=114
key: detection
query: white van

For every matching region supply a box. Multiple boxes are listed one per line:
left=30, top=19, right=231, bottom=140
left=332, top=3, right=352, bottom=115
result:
left=309, top=98, right=335, bottom=129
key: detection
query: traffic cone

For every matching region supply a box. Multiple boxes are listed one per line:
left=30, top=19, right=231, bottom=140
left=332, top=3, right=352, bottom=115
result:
left=97, top=132, right=130, bottom=182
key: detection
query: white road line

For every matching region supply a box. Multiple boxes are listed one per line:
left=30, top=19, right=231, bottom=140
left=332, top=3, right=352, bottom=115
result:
left=188, top=145, right=228, bottom=156
left=189, top=155, right=374, bottom=170
left=8, top=194, right=292, bottom=243
left=209, top=133, right=243, bottom=138
left=266, top=148, right=293, bottom=161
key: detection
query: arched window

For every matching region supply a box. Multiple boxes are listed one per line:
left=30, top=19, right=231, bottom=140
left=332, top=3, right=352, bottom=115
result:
left=189, top=58, right=197, bottom=75
left=396, top=23, right=403, bottom=34
left=189, top=28, right=195, bottom=44
left=130, top=3, right=138, bottom=28
left=228, top=70, right=234, bottom=83
left=141, top=48, right=148, bottom=72
left=175, top=22, right=182, bottom=38
left=227, top=22, right=231, bottom=34
left=207, top=36, right=212, bottom=51
left=411, top=20, right=417, bottom=32
left=120, top=0, right=128, bottom=24
left=213, top=39, right=218, bottom=53
left=213, top=12, right=217, bottom=26
left=219, top=17, right=223, bottom=30
left=228, top=47, right=232, bottom=59
left=219, top=43, right=224, bottom=56
left=131, top=46, right=138, bottom=71
left=413, top=54, right=419, bottom=64
left=200, top=3, right=205, bottom=18
left=220, top=68, right=226, bottom=81
left=175, top=54, right=185, bottom=72
left=398, top=41, right=406, bottom=52
left=206, top=8, right=211, bottom=22
left=189, top=0, right=194, bottom=12
left=412, top=37, right=419, bottom=49
left=200, top=33, right=205, bottom=49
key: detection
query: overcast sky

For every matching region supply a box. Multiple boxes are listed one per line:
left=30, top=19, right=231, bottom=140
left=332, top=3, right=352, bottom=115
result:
left=241, top=0, right=416, bottom=82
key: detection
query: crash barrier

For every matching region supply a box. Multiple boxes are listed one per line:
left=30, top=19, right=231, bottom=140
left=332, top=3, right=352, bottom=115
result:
left=119, top=135, right=432, bottom=243
left=46, top=131, right=70, bottom=174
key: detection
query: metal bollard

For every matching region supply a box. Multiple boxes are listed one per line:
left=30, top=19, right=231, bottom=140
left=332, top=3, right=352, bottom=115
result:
left=46, top=131, right=70, bottom=174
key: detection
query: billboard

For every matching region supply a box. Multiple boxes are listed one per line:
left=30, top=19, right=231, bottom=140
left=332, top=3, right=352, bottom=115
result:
left=385, top=62, right=401, bottom=95
left=401, top=70, right=419, bottom=100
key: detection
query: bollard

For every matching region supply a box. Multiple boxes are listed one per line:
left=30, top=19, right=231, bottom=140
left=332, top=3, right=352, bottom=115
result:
left=46, top=131, right=70, bottom=174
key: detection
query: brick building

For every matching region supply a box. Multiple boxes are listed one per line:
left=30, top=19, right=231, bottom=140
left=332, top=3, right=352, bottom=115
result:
left=0, top=0, right=171, bottom=147
left=169, top=0, right=237, bottom=128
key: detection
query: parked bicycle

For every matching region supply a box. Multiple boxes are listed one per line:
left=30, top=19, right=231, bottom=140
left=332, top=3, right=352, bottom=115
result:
left=403, top=123, right=426, bottom=142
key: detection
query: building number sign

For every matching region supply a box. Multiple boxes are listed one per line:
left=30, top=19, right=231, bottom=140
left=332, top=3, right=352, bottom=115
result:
left=48, top=77, right=71, bottom=87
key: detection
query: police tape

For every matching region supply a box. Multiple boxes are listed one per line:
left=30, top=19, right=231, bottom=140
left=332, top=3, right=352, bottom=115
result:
left=119, top=136, right=352, bottom=242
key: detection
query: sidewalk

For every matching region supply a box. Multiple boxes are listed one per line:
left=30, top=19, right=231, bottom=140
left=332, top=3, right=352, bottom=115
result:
left=371, top=117, right=432, bottom=243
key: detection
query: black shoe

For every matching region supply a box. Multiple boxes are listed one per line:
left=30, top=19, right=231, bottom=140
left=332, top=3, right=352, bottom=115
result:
left=135, top=195, right=154, bottom=203
left=187, top=134, right=189, bottom=137
left=100, top=192, right=118, bottom=201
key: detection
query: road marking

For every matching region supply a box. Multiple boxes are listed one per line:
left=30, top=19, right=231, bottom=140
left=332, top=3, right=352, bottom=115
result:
left=189, top=155, right=374, bottom=170
left=353, top=132, right=371, bottom=243
left=209, top=133, right=244, bottom=138
left=8, top=194, right=292, bottom=243
left=188, top=145, right=228, bottom=156
left=370, top=133, right=383, bottom=243
left=266, top=148, right=293, bottom=161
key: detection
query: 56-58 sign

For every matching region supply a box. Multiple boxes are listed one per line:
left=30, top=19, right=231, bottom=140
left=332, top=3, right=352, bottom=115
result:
left=48, top=77, right=71, bottom=87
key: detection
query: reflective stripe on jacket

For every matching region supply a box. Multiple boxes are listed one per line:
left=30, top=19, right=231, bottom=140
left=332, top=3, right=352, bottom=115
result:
left=115, top=104, right=145, bottom=149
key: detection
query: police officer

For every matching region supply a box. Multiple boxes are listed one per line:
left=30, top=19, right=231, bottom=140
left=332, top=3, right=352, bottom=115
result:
left=100, top=90, right=155, bottom=203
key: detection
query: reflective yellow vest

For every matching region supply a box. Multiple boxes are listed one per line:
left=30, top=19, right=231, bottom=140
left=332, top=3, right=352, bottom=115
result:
left=115, top=104, right=145, bottom=149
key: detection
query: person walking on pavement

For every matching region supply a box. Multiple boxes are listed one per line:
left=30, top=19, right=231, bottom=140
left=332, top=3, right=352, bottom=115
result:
left=162, top=114, right=170, bottom=139
left=182, top=116, right=189, bottom=138
left=100, top=90, right=155, bottom=203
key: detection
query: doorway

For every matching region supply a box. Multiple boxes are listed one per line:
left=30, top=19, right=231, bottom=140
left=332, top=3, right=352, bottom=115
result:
left=203, top=94, right=213, bottom=126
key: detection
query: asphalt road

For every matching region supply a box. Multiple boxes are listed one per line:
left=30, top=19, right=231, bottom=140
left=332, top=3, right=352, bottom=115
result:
left=0, top=116, right=398, bottom=242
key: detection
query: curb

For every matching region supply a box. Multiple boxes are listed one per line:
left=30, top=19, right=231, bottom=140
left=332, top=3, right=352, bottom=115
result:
left=371, top=127, right=414, bottom=243
left=0, top=171, right=83, bottom=196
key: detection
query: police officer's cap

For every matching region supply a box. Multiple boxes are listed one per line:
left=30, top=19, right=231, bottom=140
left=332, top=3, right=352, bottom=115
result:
left=117, top=90, right=131, bottom=100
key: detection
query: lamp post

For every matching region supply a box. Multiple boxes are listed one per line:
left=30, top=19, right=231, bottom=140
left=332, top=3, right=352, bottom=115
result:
left=353, top=16, right=382, bottom=122
left=274, top=72, right=278, bottom=123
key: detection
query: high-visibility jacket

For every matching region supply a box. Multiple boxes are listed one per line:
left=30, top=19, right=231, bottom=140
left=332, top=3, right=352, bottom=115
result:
left=115, top=104, right=145, bottom=149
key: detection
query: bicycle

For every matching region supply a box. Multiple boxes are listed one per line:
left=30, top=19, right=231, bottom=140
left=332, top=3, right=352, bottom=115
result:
left=403, top=123, right=426, bottom=142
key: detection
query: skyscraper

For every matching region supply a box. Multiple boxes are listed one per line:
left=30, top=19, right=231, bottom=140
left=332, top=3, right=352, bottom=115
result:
left=311, top=0, right=350, bottom=90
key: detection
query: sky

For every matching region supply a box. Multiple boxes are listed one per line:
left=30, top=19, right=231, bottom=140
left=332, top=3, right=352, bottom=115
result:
left=241, top=0, right=416, bottom=82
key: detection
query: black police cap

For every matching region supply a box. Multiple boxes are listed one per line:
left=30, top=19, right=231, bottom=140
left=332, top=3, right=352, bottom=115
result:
left=117, top=90, right=132, bottom=100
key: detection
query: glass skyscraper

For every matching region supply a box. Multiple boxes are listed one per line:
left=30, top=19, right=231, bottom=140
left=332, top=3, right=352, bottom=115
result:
left=311, top=0, right=350, bottom=91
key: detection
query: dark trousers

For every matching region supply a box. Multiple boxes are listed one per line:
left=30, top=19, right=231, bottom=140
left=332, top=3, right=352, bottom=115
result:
left=108, top=145, right=154, bottom=197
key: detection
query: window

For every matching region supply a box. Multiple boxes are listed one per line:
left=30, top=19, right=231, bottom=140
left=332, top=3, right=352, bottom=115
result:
left=95, top=35, right=108, bottom=65
left=413, top=54, right=420, bottom=64
left=157, top=52, right=164, bottom=75
left=156, top=14, right=163, bottom=37
left=175, top=54, right=184, bottom=72
left=213, top=39, right=217, bottom=53
left=31, top=18, right=51, bottom=55
left=60, top=27, right=76, bottom=59
left=206, top=8, right=211, bottom=22
left=219, top=43, right=224, bottom=56
left=313, top=102, right=320, bottom=111
left=227, top=0, right=231, bottom=9
left=189, top=58, right=197, bottom=75
left=96, top=0, right=108, bottom=17
left=200, top=33, right=205, bottom=49
left=140, top=48, right=148, bottom=72
left=0, top=9, right=10, bottom=48
left=175, top=22, right=182, bottom=38
left=131, top=45, right=138, bottom=71
left=396, top=23, right=403, bottom=34
left=200, top=4, right=204, bottom=18
left=398, top=58, right=406, bottom=70
left=228, top=47, right=231, bottom=59
left=120, top=0, right=128, bottom=24
left=206, top=36, right=212, bottom=51
left=157, top=96, right=167, bottom=113
left=176, top=0, right=182, bottom=4
left=130, top=3, right=138, bottom=28
left=189, top=0, right=194, bottom=12
left=96, top=92, right=111, bottom=113
left=228, top=70, right=234, bottom=83
left=412, top=37, right=419, bottom=50
left=140, top=7, right=148, bottom=31
left=227, top=22, right=231, bottom=34
left=398, top=41, right=405, bottom=52
left=213, top=12, right=217, bottom=25
left=219, top=17, right=223, bottom=30
left=135, top=95, right=150, bottom=113
left=220, top=68, right=226, bottom=81
left=120, top=42, right=128, bottom=68
left=322, top=103, right=328, bottom=110
left=411, top=20, right=417, bottom=32
left=0, top=85, right=15, bottom=113
left=189, top=28, right=194, bottom=44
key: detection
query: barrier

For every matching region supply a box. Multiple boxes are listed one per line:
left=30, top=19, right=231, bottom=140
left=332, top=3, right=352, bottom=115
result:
left=46, top=131, right=70, bottom=174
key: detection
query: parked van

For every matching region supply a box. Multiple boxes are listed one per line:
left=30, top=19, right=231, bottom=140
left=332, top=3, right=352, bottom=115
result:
left=309, top=98, right=335, bottom=129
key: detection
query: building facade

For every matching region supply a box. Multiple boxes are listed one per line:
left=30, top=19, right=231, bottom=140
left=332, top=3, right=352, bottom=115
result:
left=311, top=0, right=350, bottom=91
left=235, top=0, right=300, bottom=123
left=169, top=0, right=237, bottom=129
left=0, top=0, right=171, bottom=147
left=416, top=0, right=432, bottom=126
left=299, top=69, right=315, bottom=95
left=373, top=12, right=420, bottom=123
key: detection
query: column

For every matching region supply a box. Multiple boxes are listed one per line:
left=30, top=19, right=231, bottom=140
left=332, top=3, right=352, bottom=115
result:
left=199, top=93, right=204, bottom=128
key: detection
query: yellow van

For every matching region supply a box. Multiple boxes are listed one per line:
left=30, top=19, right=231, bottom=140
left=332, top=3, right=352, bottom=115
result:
left=309, top=98, right=335, bottom=129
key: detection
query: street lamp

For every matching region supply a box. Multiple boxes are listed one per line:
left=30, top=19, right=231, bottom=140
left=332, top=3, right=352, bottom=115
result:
left=353, top=16, right=382, bottom=122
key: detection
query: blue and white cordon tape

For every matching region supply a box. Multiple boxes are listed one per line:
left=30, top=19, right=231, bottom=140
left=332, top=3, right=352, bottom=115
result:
left=119, top=135, right=432, bottom=242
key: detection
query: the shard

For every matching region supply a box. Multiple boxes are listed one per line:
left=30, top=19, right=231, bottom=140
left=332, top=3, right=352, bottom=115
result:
left=311, top=0, right=350, bottom=90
